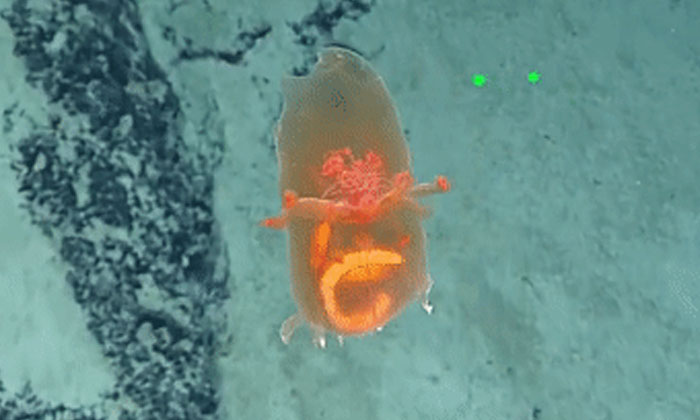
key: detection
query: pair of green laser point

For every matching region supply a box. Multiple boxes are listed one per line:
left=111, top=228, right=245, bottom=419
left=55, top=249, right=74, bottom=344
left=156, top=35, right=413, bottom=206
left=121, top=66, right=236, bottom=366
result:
left=472, top=71, right=541, bottom=87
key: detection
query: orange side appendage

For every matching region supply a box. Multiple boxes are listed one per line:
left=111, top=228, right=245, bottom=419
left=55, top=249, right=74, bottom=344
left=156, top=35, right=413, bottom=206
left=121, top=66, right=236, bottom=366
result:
left=436, top=175, right=451, bottom=192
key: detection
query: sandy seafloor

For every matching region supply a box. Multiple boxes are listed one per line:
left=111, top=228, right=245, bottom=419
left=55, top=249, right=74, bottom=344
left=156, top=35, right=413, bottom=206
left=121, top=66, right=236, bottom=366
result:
left=0, top=0, right=699, bottom=419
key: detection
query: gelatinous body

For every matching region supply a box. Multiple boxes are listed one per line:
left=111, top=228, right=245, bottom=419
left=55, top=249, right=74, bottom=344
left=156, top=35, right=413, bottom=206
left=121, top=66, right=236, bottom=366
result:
left=262, top=47, right=450, bottom=347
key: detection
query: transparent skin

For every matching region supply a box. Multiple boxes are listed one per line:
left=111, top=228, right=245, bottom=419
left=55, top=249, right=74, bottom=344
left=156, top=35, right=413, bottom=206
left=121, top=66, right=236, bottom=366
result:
left=262, top=47, right=450, bottom=347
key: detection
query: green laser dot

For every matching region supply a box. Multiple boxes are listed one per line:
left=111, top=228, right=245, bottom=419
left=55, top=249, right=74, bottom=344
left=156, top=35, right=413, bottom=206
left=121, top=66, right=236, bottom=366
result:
left=472, top=74, right=487, bottom=87
left=528, top=71, right=541, bottom=84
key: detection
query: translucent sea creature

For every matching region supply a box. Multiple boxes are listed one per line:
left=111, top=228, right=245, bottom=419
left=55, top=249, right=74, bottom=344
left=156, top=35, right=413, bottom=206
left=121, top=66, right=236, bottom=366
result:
left=262, top=47, right=450, bottom=347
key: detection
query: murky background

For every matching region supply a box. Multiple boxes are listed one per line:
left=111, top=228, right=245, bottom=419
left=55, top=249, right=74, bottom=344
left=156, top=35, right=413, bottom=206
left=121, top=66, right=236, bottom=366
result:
left=1, top=1, right=698, bottom=419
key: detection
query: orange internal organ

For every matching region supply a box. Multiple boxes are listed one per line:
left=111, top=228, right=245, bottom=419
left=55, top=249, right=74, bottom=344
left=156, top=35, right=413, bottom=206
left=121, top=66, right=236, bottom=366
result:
left=319, top=248, right=403, bottom=334
left=310, top=221, right=331, bottom=269
left=321, top=148, right=389, bottom=208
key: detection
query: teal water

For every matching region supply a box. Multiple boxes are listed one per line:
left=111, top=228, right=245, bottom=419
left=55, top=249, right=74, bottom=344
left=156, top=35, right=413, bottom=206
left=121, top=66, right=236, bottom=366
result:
left=0, top=1, right=698, bottom=419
